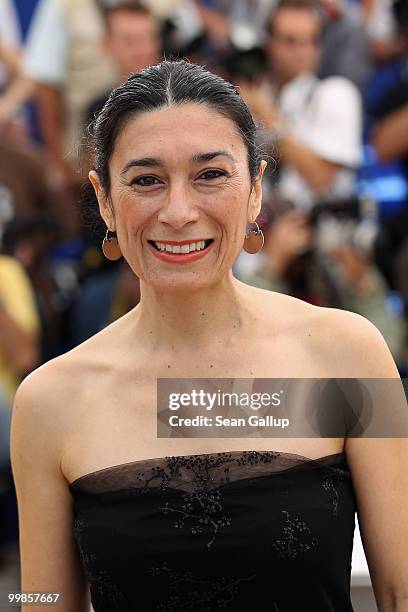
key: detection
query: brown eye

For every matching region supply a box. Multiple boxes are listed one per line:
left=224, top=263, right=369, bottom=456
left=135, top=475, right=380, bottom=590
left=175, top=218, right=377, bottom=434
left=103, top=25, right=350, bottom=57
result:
left=198, top=170, right=226, bottom=180
left=131, top=176, right=161, bottom=186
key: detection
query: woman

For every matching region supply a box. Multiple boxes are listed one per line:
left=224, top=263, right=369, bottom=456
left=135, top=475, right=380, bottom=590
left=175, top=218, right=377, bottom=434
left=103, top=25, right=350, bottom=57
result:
left=10, top=60, right=408, bottom=611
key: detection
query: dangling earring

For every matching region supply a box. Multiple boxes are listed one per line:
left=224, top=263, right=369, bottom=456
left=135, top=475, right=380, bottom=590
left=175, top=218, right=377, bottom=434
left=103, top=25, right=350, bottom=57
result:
left=102, top=229, right=122, bottom=261
left=243, top=221, right=264, bottom=254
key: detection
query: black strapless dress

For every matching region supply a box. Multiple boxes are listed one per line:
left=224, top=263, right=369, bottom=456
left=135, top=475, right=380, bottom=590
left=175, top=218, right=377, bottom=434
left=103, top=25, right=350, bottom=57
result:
left=69, top=450, right=357, bottom=612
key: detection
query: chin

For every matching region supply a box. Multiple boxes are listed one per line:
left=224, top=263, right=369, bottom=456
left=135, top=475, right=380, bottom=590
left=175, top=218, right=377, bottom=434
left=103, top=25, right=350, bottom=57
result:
left=145, top=273, right=219, bottom=294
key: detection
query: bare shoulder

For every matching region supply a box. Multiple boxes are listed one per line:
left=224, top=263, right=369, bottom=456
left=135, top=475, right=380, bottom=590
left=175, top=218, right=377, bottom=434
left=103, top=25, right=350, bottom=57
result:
left=11, top=310, right=131, bottom=449
left=250, top=282, right=399, bottom=376
left=10, top=356, right=83, bottom=492
left=304, top=304, right=401, bottom=378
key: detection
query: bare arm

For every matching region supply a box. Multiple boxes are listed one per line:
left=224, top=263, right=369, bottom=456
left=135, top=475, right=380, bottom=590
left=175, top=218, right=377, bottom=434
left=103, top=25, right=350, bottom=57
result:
left=324, top=311, right=408, bottom=610
left=0, top=40, right=20, bottom=77
left=372, top=104, right=408, bottom=162
left=10, top=363, right=91, bottom=611
left=35, top=83, right=75, bottom=184
left=36, top=84, right=63, bottom=165
left=369, top=37, right=406, bottom=64
left=347, top=434, right=408, bottom=611
left=279, top=135, right=340, bottom=191
left=0, top=74, right=36, bottom=123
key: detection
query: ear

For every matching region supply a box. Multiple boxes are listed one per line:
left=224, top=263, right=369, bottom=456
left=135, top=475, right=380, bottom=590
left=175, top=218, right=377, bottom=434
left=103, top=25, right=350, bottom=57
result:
left=88, top=170, right=115, bottom=230
left=247, top=160, right=268, bottom=224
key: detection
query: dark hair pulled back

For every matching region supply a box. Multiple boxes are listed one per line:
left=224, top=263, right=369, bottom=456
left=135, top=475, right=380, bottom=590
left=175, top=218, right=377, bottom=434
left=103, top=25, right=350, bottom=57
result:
left=82, top=60, right=264, bottom=234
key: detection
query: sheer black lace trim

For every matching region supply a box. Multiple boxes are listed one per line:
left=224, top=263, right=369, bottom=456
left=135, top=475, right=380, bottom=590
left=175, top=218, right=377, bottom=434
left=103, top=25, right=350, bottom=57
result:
left=69, top=450, right=349, bottom=495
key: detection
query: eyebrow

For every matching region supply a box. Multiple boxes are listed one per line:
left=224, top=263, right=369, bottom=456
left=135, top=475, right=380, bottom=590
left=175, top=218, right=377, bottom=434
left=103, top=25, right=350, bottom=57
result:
left=120, top=151, right=236, bottom=174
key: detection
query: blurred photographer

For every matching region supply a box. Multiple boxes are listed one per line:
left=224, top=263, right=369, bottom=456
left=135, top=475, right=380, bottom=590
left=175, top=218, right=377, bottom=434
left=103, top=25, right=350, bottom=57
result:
left=369, top=0, right=408, bottom=312
left=238, top=0, right=362, bottom=212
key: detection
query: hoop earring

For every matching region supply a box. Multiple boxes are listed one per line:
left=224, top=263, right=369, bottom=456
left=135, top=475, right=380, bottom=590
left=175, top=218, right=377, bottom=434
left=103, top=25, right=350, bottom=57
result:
left=243, top=221, right=264, bottom=254
left=102, top=229, right=122, bottom=261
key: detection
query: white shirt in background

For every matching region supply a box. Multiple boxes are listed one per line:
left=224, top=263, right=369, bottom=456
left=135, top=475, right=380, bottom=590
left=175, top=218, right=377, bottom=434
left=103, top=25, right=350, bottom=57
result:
left=276, top=73, right=362, bottom=210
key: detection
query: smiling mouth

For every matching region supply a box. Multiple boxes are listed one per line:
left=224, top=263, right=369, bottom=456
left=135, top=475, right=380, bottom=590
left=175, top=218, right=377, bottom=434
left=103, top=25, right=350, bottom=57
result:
left=148, top=239, right=214, bottom=254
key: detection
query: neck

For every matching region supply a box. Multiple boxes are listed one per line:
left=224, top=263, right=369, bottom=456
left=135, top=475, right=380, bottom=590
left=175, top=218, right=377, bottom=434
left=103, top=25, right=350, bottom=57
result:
left=272, top=72, right=292, bottom=93
left=129, top=272, right=256, bottom=354
left=272, top=70, right=307, bottom=93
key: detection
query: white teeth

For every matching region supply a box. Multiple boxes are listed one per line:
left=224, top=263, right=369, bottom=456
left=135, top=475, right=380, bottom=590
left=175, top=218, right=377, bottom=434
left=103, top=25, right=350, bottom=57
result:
left=153, top=240, right=210, bottom=253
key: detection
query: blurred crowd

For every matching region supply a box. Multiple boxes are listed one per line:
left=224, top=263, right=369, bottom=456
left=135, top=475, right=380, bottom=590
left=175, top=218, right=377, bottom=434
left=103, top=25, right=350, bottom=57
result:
left=1, top=0, right=408, bottom=568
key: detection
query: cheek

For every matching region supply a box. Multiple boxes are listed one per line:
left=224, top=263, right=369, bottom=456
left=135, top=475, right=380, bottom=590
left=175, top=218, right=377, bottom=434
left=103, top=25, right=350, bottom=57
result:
left=222, top=192, right=245, bottom=216
left=210, top=187, right=249, bottom=235
left=112, top=191, right=149, bottom=235
left=202, top=172, right=251, bottom=230
left=207, top=178, right=248, bottom=210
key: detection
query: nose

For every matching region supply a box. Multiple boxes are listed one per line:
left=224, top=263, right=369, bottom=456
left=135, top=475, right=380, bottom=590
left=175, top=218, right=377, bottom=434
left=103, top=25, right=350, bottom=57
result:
left=157, top=179, right=200, bottom=230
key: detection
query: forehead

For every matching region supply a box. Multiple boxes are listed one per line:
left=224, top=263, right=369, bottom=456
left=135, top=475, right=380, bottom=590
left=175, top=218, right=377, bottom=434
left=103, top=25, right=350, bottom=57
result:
left=107, top=9, right=155, bottom=31
left=110, top=103, right=247, bottom=168
left=272, top=9, right=320, bottom=33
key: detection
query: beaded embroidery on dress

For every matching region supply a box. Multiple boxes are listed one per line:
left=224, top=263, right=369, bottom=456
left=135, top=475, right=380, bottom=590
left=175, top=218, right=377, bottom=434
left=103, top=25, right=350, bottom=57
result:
left=69, top=450, right=356, bottom=611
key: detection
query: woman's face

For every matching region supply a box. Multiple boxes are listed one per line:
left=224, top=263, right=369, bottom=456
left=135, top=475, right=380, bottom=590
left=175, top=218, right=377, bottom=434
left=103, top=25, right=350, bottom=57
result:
left=90, top=102, right=266, bottom=292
